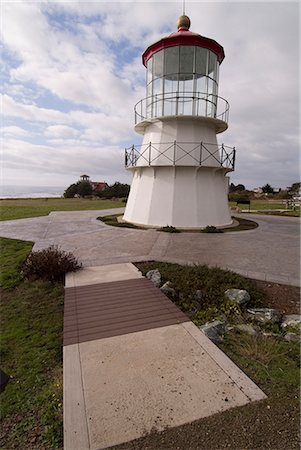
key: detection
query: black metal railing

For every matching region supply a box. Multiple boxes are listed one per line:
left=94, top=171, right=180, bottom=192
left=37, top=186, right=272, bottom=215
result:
left=125, top=141, right=235, bottom=171
left=134, top=92, right=229, bottom=124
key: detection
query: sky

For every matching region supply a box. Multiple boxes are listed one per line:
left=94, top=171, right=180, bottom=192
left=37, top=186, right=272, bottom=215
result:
left=1, top=0, right=300, bottom=190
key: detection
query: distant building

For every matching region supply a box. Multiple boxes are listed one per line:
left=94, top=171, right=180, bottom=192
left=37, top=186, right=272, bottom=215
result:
left=79, top=175, right=108, bottom=192
left=253, top=187, right=263, bottom=194
left=91, top=181, right=108, bottom=191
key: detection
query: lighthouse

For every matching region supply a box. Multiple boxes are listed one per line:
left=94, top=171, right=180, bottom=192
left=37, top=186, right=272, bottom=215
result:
left=123, top=15, right=235, bottom=228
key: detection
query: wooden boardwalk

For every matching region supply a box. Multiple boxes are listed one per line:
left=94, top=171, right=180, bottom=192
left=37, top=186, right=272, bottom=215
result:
left=64, top=278, right=188, bottom=346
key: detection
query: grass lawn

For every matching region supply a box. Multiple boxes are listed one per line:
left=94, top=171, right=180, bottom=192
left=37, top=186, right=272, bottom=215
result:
left=230, top=199, right=300, bottom=216
left=0, top=198, right=124, bottom=221
left=0, top=237, right=64, bottom=449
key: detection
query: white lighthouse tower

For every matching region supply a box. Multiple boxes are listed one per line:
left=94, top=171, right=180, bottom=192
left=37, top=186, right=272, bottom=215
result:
left=123, top=15, right=235, bottom=228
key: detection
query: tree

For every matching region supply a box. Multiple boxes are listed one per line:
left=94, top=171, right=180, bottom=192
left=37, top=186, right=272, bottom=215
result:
left=97, top=182, right=130, bottom=199
left=64, top=183, right=78, bottom=198
left=229, top=183, right=245, bottom=193
left=261, top=183, right=274, bottom=194
left=64, top=180, right=93, bottom=198
left=287, top=182, right=301, bottom=197
left=77, top=181, right=92, bottom=197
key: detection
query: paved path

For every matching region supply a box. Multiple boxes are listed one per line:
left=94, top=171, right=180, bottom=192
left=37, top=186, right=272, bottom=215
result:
left=63, top=264, right=266, bottom=450
left=0, top=209, right=299, bottom=285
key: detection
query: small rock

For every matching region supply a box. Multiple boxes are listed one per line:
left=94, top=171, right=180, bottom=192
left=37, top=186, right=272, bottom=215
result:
left=247, top=308, right=282, bottom=323
left=160, top=281, right=176, bottom=299
left=284, top=332, right=301, bottom=343
left=0, top=369, right=10, bottom=393
left=194, top=290, right=203, bottom=302
left=146, top=269, right=161, bottom=287
left=262, top=332, right=279, bottom=338
left=225, top=289, right=250, bottom=305
left=281, top=315, right=301, bottom=328
left=234, top=324, right=260, bottom=335
left=200, top=321, right=225, bottom=344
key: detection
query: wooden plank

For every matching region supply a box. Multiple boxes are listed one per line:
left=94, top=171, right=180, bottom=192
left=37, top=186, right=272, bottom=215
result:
left=63, top=278, right=188, bottom=346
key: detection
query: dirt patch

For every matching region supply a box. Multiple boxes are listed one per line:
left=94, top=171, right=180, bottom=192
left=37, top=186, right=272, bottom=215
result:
left=250, top=279, right=300, bottom=315
left=111, top=393, right=299, bottom=450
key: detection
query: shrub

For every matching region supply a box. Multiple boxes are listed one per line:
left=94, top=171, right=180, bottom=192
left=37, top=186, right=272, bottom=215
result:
left=64, top=183, right=78, bottom=198
left=96, top=182, right=130, bottom=199
left=160, top=225, right=180, bottom=233
left=228, top=191, right=251, bottom=202
left=201, top=225, right=223, bottom=233
left=22, top=246, right=82, bottom=283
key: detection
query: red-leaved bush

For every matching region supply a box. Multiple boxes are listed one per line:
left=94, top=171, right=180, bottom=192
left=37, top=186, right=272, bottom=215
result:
left=22, top=246, right=82, bottom=283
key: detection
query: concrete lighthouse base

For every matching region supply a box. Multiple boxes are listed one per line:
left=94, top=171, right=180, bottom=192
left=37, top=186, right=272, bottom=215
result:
left=123, top=166, right=232, bottom=229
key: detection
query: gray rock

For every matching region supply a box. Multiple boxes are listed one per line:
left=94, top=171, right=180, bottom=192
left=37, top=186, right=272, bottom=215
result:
left=281, top=315, right=301, bottom=328
left=247, top=308, right=282, bottom=323
left=234, top=324, right=260, bottom=335
left=225, top=289, right=250, bottom=305
left=200, top=321, right=225, bottom=344
left=262, top=332, right=279, bottom=338
left=284, top=332, right=301, bottom=343
left=194, top=290, right=203, bottom=302
left=146, top=269, right=161, bottom=287
left=160, top=281, right=176, bottom=299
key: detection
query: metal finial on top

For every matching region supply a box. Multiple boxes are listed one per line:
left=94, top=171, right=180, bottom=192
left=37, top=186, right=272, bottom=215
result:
left=177, top=14, right=191, bottom=30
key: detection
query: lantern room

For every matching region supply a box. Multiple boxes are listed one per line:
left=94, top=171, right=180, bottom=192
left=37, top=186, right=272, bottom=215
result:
left=134, top=15, right=228, bottom=129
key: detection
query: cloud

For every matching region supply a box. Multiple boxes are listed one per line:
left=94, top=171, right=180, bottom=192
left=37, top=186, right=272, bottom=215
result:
left=2, top=137, right=130, bottom=186
left=2, top=125, right=29, bottom=137
left=1, top=1, right=300, bottom=191
left=45, top=125, right=79, bottom=139
left=2, top=94, right=70, bottom=124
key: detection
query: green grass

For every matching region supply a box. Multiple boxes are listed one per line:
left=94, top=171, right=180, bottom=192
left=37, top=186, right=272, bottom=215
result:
left=229, top=200, right=289, bottom=210
left=0, top=237, right=64, bottom=449
left=0, top=198, right=124, bottom=221
left=220, top=332, right=300, bottom=396
left=230, top=200, right=300, bottom=216
left=135, top=262, right=265, bottom=324
left=0, top=237, right=33, bottom=288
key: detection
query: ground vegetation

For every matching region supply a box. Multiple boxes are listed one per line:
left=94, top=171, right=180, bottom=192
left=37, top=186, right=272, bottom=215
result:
left=0, top=198, right=124, bottom=221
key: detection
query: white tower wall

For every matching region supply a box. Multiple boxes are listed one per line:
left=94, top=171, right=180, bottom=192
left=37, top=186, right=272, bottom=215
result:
left=135, top=118, right=221, bottom=168
left=123, top=166, right=231, bottom=228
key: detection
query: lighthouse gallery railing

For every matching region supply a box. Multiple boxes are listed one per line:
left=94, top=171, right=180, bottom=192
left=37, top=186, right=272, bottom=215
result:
left=125, top=141, right=236, bottom=171
left=134, top=91, right=230, bottom=124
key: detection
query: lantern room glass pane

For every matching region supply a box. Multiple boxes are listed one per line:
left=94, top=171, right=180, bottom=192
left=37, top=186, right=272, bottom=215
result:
left=152, top=77, right=163, bottom=96
left=179, top=46, right=194, bottom=76
left=196, top=76, right=207, bottom=94
left=164, top=47, right=179, bottom=79
left=153, top=50, right=164, bottom=79
left=208, top=51, right=217, bottom=79
left=164, top=75, right=178, bottom=95
left=147, top=57, right=153, bottom=85
left=195, top=47, right=208, bottom=76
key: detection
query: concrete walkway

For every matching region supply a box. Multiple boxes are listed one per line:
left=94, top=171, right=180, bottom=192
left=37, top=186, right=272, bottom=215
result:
left=0, top=208, right=299, bottom=286
left=64, top=264, right=266, bottom=450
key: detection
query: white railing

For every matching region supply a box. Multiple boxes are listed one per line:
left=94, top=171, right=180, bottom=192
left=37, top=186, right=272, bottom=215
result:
left=134, top=92, right=229, bottom=124
left=125, top=141, right=235, bottom=171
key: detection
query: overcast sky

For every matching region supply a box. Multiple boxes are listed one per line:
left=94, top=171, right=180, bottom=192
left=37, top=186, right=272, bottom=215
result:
left=1, top=1, right=299, bottom=190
